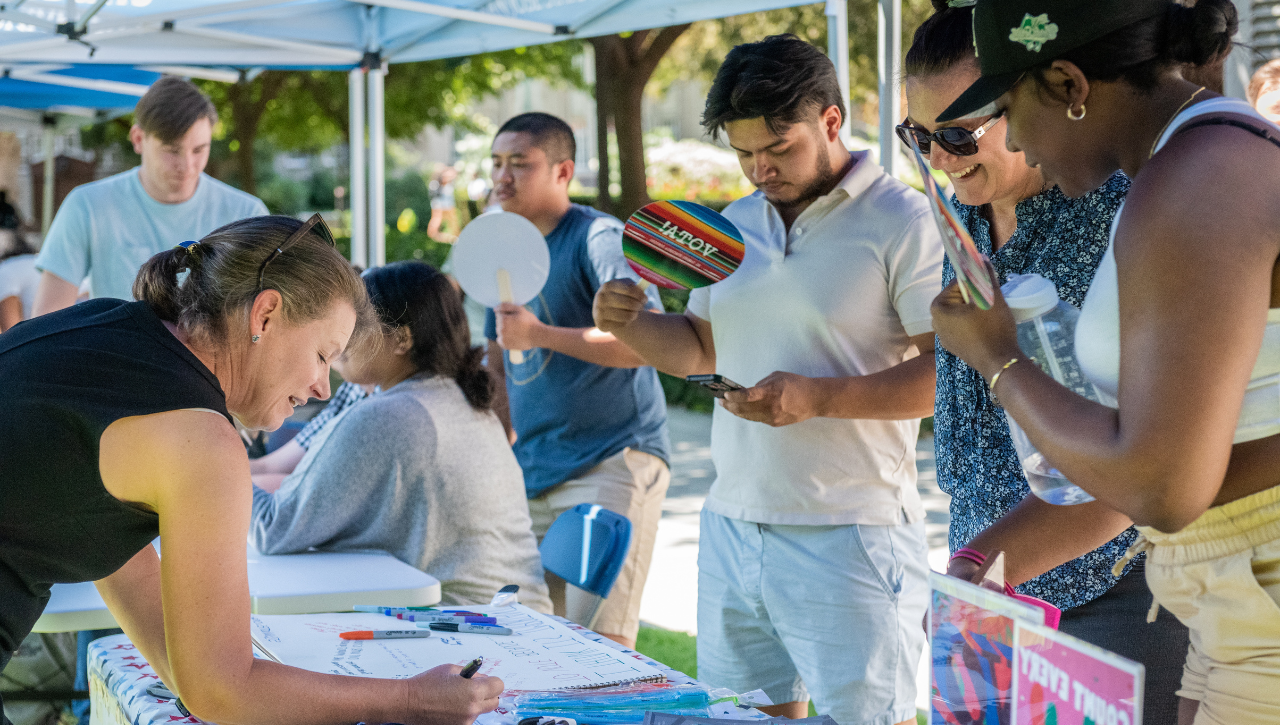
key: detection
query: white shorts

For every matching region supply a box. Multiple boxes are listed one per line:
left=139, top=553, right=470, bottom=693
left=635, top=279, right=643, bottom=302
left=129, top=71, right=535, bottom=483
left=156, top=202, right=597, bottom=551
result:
left=696, top=508, right=929, bottom=725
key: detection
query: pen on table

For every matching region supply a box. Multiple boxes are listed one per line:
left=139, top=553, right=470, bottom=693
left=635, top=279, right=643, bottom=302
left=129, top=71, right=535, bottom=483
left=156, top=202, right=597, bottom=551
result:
left=339, top=630, right=434, bottom=640
left=422, top=622, right=513, bottom=636
left=459, top=656, right=484, bottom=679
left=396, top=613, right=497, bottom=624
left=354, top=605, right=485, bottom=616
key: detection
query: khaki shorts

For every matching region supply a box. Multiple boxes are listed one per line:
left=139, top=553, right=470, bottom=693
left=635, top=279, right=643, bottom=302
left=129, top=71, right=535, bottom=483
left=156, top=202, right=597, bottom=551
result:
left=526, top=448, right=670, bottom=641
left=1129, top=484, right=1280, bottom=724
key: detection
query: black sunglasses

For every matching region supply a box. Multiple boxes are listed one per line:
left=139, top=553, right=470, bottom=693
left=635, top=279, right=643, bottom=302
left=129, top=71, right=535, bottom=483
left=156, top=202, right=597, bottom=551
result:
left=256, top=213, right=337, bottom=294
left=895, top=112, right=1004, bottom=157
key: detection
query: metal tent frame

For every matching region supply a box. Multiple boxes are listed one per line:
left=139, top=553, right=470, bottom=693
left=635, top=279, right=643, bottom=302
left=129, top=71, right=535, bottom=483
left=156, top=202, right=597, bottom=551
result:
left=0, top=0, right=905, bottom=266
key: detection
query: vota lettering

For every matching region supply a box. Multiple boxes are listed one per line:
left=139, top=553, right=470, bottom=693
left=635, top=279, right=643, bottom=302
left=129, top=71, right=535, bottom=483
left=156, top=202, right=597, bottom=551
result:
left=657, top=221, right=720, bottom=261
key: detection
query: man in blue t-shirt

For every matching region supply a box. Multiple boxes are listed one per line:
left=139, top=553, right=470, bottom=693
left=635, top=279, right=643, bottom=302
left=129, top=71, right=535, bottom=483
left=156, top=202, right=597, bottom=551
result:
left=483, top=112, right=670, bottom=649
left=33, top=76, right=267, bottom=315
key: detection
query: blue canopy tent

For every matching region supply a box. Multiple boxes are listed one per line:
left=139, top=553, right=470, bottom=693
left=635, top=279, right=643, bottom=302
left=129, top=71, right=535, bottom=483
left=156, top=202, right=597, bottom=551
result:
left=0, top=0, right=905, bottom=267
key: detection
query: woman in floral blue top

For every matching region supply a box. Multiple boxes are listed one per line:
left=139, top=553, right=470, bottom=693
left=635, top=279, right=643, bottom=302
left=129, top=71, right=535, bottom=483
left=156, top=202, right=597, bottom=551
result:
left=903, top=2, right=1188, bottom=722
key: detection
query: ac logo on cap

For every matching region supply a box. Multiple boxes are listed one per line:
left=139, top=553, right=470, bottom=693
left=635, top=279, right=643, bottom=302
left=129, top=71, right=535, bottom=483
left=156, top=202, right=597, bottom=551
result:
left=1008, top=13, right=1058, bottom=52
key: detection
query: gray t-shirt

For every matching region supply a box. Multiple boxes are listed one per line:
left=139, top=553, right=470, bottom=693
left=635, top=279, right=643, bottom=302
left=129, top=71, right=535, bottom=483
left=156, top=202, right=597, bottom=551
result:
left=36, top=168, right=267, bottom=301
left=249, top=374, right=552, bottom=612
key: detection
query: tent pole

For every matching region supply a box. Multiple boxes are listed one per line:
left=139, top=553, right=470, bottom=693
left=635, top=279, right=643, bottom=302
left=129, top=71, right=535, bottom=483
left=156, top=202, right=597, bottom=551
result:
left=40, top=119, right=54, bottom=235
left=877, top=0, right=901, bottom=176
left=367, top=60, right=386, bottom=268
left=348, top=68, right=367, bottom=267
left=826, top=0, right=851, bottom=146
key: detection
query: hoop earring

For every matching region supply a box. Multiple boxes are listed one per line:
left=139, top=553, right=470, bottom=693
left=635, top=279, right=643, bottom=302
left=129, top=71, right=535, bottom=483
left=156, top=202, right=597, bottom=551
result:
left=252, top=335, right=261, bottom=343
left=1067, top=104, right=1086, bottom=121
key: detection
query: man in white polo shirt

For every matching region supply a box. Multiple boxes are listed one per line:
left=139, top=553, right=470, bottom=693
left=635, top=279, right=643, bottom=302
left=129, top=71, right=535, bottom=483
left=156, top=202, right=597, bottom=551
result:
left=593, top=35, right=942, bottom=725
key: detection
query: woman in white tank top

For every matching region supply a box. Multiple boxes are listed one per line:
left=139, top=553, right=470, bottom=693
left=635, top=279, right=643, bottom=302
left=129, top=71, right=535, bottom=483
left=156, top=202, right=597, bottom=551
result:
left=930, top=0, right=1280, bottom=722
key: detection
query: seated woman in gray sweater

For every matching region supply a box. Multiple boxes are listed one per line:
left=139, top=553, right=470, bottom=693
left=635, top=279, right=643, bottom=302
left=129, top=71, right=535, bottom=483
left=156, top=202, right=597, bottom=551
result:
left=250, top=261, right=552, bottom=612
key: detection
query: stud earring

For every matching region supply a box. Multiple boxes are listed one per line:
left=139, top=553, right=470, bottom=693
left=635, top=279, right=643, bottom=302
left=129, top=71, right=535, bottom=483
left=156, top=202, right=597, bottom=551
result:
left=1067, top=104, right=1086, bottom=121
left=252, top=335, right=261, bottom=343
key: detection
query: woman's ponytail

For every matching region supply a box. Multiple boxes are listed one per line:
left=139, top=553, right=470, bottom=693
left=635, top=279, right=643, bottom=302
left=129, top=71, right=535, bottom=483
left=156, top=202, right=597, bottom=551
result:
left=455, top=345, right=494, bottom=411
left=132, top=246, right=191, bottom=323
left=1164, top=0, right=1237, bottom=67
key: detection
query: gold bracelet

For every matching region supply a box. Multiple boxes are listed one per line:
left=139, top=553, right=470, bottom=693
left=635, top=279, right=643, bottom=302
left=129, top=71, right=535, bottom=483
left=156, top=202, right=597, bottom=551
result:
left=988, top=356, right=1032, bottom=408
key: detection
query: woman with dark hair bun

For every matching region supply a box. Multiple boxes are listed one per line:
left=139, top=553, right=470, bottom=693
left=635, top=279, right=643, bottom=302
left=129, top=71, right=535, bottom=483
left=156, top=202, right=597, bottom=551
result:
left=0, top=217, right=503, bottom=725
left=905, top=2, right=1189, bottom=721
left=932, top=0, right=1280, bottom=720
left=250, top=260, right=553, bottom=612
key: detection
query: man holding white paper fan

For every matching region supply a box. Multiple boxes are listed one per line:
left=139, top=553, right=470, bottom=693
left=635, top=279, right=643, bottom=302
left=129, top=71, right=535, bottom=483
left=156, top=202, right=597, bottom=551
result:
left=593, top=36, right=943, bottom=725
left=482, top=112, right=671, bottom=650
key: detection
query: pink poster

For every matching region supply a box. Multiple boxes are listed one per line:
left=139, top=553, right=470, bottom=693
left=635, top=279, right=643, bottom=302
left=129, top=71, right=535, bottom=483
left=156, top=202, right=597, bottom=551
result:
left=1012, top=623, right=1144, bottom=725
left=929, top=574, right=1045, bottom=725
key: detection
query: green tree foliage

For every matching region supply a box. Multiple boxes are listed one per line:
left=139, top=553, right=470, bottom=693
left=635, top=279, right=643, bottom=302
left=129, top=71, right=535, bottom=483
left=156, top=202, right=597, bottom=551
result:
left=649, top=0, right=936, bottom=130
left=189, top=42, right=586, bottom=195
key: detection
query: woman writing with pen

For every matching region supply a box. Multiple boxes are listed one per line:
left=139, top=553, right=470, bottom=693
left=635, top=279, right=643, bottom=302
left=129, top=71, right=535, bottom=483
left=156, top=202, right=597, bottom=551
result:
left=0, top=215, right=502, bottom=725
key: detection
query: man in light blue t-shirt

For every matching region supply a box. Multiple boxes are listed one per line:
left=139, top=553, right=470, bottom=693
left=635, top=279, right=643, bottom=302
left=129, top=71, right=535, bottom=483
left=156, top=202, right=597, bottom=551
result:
left=33, top=77, right=267, bottom=314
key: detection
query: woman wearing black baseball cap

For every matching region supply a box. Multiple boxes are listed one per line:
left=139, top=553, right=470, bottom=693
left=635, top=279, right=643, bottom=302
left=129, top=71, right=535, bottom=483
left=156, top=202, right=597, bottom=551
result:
left=931, top=0, right=1280, bottom=721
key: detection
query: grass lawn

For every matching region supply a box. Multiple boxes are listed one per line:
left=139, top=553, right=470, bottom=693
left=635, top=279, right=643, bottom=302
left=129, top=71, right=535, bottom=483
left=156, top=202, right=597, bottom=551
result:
left=634, top=628, right=927, bottom=724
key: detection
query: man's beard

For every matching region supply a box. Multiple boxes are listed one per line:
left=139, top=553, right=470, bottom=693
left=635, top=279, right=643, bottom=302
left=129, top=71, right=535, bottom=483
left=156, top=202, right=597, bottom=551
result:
left=761, top=140, right=840, bottom=213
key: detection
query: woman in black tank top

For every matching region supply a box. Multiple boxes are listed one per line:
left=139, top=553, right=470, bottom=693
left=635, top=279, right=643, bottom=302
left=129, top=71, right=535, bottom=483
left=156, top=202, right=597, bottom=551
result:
left=0, top=215, right=502, bottom=725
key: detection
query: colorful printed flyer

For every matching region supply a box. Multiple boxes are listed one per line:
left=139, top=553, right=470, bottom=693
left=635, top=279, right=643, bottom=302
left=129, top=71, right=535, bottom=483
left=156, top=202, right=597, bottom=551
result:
left=929, top=573, right=1044, bottom=725
left=1012, top=623, right=1144, bottom=725
left=907, top=137, right=996, bottom=309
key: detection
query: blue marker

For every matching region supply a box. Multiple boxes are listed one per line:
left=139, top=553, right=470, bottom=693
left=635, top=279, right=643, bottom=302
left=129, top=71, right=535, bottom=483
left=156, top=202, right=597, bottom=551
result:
left=422, top=622, right=513, bottom=636
left=396, top=613, right=497, bottom=624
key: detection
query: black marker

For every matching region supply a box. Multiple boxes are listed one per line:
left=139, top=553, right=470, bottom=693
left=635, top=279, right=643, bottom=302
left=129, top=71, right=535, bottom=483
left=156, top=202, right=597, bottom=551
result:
left=459, top=656, right=484, bottom=679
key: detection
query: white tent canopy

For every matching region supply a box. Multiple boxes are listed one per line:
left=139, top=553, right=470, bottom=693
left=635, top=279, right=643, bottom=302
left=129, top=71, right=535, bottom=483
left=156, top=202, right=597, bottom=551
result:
left=0, top=0, right=904, bottom=265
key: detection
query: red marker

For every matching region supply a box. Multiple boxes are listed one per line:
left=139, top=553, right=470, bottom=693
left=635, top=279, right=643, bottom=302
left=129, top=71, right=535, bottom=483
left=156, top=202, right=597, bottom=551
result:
left=339, top=630, right=433, bottom=640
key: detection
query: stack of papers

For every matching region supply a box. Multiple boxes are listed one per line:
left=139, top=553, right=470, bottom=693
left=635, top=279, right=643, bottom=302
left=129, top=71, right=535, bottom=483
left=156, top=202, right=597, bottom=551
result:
left=250, top=604, right=666, bottom=690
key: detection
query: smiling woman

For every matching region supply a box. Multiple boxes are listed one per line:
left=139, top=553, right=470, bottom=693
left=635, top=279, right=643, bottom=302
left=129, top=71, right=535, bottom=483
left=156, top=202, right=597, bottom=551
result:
left=0, top=215, right=505, bottom=725
left=927, top=0, right=1280, bottom=721
left=902, top=4, right=1190, bottom=725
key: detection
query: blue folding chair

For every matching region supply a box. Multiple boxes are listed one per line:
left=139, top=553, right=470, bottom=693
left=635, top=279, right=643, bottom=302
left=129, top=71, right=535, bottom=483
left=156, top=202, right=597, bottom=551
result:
left=538, top=503, right=632, bottom=629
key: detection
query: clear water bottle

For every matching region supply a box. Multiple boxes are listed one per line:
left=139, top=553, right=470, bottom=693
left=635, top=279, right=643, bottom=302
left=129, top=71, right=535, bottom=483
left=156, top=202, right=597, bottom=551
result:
left=1001, top=274, right=1115, bottom=506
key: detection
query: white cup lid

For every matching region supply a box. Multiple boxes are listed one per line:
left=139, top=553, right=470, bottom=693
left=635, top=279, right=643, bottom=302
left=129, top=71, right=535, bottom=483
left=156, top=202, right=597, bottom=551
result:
left=1001, top=273, right=1060, bottom=322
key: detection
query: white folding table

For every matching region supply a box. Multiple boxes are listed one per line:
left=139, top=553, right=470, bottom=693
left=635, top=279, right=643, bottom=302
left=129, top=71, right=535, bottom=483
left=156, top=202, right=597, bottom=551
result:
left=32, top=545, right=441, bottom=633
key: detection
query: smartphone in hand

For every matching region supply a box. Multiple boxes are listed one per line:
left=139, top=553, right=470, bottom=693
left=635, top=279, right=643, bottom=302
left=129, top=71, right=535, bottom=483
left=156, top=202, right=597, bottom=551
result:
left=686, top=374, right=745, bottom=398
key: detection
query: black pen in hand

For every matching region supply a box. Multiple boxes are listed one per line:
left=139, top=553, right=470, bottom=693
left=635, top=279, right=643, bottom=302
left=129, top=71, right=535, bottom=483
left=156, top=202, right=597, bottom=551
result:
left=459, top=656, right=484, bottom=679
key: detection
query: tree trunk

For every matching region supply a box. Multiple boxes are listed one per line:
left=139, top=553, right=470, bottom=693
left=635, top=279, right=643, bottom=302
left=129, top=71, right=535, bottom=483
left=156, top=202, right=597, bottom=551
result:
left=613, top=78, right=648, bottom=220
left=226, top=72, right=286, bottom=198
left=589, top=24, right=690, bottom=220
left=591, top=41, right=615, bottom=217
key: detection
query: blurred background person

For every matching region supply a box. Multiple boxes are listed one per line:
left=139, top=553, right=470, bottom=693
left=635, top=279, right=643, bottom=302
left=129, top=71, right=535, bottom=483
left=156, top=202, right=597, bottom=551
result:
left=427, top=166, right=459, bottom=243
left=1250, top=59, right=1280, bottom=124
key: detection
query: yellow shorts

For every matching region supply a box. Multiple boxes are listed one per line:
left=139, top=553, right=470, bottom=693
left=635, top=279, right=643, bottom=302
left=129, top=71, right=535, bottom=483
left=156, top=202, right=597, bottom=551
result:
left=1132, top=485, right=1280, bottom=724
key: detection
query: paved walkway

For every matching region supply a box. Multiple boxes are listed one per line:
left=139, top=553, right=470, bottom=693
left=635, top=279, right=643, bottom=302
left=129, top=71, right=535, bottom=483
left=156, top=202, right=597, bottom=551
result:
left=639, top=407, right=951, bottom=634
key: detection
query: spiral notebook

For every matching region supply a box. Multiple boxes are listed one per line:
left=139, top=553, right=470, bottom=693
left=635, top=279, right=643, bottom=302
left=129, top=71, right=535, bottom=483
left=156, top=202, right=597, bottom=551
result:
left=249, top=604, right=665, bottom=690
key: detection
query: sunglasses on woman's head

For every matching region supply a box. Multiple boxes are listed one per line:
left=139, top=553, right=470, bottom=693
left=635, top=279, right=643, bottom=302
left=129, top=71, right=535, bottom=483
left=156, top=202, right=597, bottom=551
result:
left=256, top=213, right=338, bottom=294
left=895, top=112, right=1004, bottom=157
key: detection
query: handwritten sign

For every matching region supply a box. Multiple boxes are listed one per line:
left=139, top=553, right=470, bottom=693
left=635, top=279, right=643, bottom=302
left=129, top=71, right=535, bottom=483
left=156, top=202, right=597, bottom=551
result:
left=1013, top=623, right=1143, bottom=725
